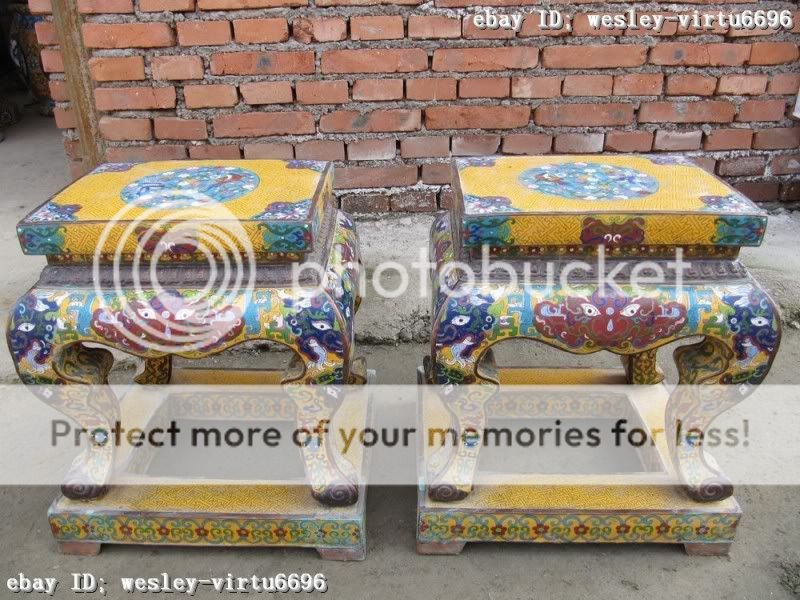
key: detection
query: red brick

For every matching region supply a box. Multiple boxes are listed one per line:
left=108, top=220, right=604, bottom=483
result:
left=213, top=112, right=315, bottom=137
left=676, top=17, right=728, bottom=36
left=177, top=21, right=231, bottom=46
left=151, top=56, right=204, bottom=80
left=140, top=0, right=196, bottom=11
left=406, top=78, right=456, bottom=100
left=390, top=190, right=436, bottom=212
left=562, top=74, right=612, bottom=97
left=735, top=182, right=779, bottom=203
left=106, top=145, right=187, bottom=161
left=749, top=42, right=799, bottom=65
left=347, top=139, right=396, bottom=160
left=737, top=99, right=786, bottom=122
left=535, top=103, right=633, bottom=127
left=340, top=193, right=390, bottom=213
left=753, top=128, right=800, bottom=150
left=781, top=181, right=800, bottom=203
left=154, top=117, right=207, bottom=140
left=53, top=107, right=76, bottom=129
left=320, top=109, right=421, bottom=133
left=77, top=0, right=133, bottom=13
left=295, top=140, right=344, bottom=161
left=184, top=84, right=238, bottom=108
left=692, top=156, right=717, bottom=174
left=543, top=45, right=646, bottom=68
left=666, top=74, right=716, bottom=96
left=210, top=51, right=315, bottom=75
left=703, top=129, right=753, bottom=151
left=768, top=74, right=800, bottom=95
left=351, top=16, right=404, bottom=40
left=421, top=163, right=451, bottom=185
left=353, top=79, right=403, bottom=101
left=638, top=101, right=735, bottom=124
left=439, top=188, right=455, bottom=209
left=94, top=87, right=176, bottom=110
left=34, top=22, right=57, bottom=45
left=501, top=133, right=552, bottom=155
left=322, top=49, right=428, bottom=74
left=292, top=17, right=346, bottom=43
left=240, top=81, right=293, bottom=104
left=199, top=0, right=306, bottom=7
left=554, top=133, right=604, bottom=153
left=612, top=74, right=662, bottom=96
left=400, top=136, right=450, bottom=158
left=189, top=145, right=241, bottom=159
left=717, top=157, right=766, bottom=177
left=243, top=143, right=294, bottom=159
left=233, top=18, right=288, bottom=43
left=40, top=49, right=63, bottom=73
left=462, top=15, right=515, bottom=39
left=426, top=105, right=529, bottom=130
left=771, top=155, right=800, bottom=176
left=99, top=117, right=152, bottom=141
left=511, top=76, right=561, bottom=99
left=707, top=43, right=751, bottom=66
left=296, top=80, right=349, bottom=104
left=459, top=77, right=510, bottom=99
left=408, top=15, right=460, bottom=39
left=82, top=23, right=174, bottom=48
left=605, top=131, right=653, bottom=152
left=433, top=47, right=537, bottom=71
left=48, top=80, right=69, bottom=102
left=449, top=135, right=498, bottom=156
left=334, top=165, right=418, bottom=189
left=653, top=130, right=702, bottom=151
left=88, top=56, right=145, bottom=82
left=29, top=0, right=52, bottom=15
left=624, top=12, right=678, bottom=36
left=716, top=74, right=768, bottom=95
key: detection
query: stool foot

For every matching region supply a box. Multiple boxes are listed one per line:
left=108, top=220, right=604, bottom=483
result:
left=58, top=542, right=102, bottom=556
left=684, top=543, right=731, bottom=556
left=416, top=541, right=466, bottom=555
left=316, top=545, right=365, bottom=561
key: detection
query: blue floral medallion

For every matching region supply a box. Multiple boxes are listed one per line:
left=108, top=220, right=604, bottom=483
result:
left=27, top=202, right=81, bottom=223
left=519, top=162, right=659, bottom=201
left=120, top=166, right=260, bottom=208
left=700, top=194, right=759, bottom=214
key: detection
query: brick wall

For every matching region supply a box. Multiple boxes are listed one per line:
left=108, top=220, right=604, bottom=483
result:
left=31, top=0, right=800, bottom=210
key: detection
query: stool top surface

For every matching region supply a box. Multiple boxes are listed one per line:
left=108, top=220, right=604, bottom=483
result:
left=454, top=155, right=767, bottom=251
left=17, top=160, right=332, bottom=260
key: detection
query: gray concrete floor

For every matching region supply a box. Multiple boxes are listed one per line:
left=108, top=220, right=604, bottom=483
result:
left=0, top=112, right=799, bottom=599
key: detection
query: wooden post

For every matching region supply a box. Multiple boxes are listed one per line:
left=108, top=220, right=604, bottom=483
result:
left=49, top=0, right=104, bottom=169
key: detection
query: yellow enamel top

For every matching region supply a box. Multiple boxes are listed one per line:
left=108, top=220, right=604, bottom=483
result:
left=47, top=160, right=324, bottom=222
left=456, top=155, right=761, bottom=215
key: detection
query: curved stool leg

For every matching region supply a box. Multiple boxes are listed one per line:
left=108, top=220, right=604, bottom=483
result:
left=668, top=286, right=781, bottom=502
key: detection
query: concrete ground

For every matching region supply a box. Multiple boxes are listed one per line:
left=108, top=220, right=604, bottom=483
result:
left=0, top=112, right=799, bottom=599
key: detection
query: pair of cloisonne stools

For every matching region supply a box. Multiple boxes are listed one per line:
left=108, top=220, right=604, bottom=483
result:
left=9, top=156, right=780, bottom=560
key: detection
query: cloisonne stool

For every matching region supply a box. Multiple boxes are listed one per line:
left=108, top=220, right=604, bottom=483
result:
left=417, top=155, right=781, bottom=556
left=8, top=159, right=370, bottom=560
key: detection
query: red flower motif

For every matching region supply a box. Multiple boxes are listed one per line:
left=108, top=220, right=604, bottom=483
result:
left=574, top=524, right=588, bottom=535
left=696, top=526, right=710, bottom=535
left=616, top=524, right=631, bottom=534
left=274, top=528, right=287, bottom=538
left=158, top=526, right=170, bottom=536
left=195, top=527, right=209, bottom=537
left=419, top=522, right=429, bottom=533
left=451, top=524, right=464, bottom=534
left=119, top=525, right=133, bottom=536
left=491, top=525, right=507, bottom=536
left=533, top=524, right=549, bottom=535
left=656, top=524, right=670, bottom=535
left=50, top=523, right=60, bottom=535
left=237, top=528, right=250, bottom=537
